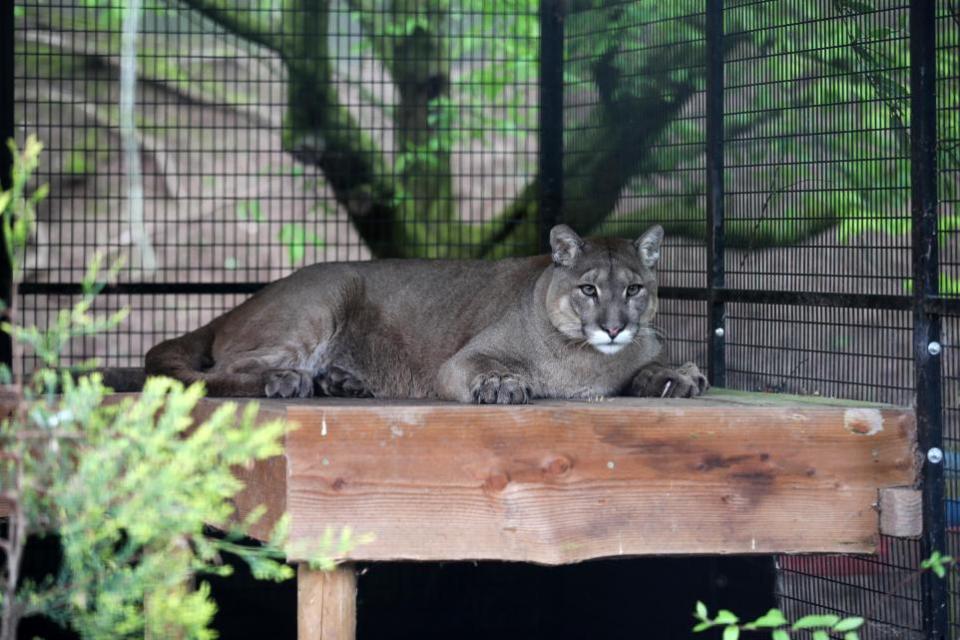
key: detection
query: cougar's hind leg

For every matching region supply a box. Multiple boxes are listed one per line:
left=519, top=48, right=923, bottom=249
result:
left=198, top=368, right=316, bottom=398
left=200, top=372, right=271, bottom=397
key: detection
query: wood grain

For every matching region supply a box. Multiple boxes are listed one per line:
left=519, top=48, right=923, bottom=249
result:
left=190, top=398, right=291, bottom=542
left=232, top=397, right=920, bottom=563
left=298, top=564, right=357, bottom=640
left=879, top=487, right=923, bottom=538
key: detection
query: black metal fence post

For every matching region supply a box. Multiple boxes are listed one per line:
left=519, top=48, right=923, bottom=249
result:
left=538, top=0, right=564, bottom=252
left=705, top=0, right=725, bottom=387
left=910, top=1, right=947, bottom=638
left=0, top=0, right=15, bottom=370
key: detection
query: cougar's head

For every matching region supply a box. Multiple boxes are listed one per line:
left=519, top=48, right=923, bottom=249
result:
left=545, top=224, right=662, bottom=355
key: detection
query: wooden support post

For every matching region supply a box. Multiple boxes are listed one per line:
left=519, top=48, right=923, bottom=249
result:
left=297, top=563, right=357, bottom=640
left=879, top=487, right=923, bottom=538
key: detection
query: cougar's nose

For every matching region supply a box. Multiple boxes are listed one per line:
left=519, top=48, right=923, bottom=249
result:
left=602, top=324, right=623, bottom=339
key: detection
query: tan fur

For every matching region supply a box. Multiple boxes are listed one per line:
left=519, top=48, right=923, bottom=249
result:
left=145, top=225, right=707, bottom=402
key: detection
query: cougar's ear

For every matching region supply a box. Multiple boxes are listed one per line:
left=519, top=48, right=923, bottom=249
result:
left=634, top=225, right=664, bottom=268
left=550, top=224, right=584, bottom=267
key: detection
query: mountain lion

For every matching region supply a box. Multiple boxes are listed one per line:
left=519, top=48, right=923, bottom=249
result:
left=144, top=224, right=708, bottom=402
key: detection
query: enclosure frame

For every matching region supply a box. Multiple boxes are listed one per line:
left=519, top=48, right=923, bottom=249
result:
left=1, top=1, right=953, bottom=638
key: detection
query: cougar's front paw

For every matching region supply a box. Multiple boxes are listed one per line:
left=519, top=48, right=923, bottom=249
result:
left=677, top=362, right=709, bottom=395
left=316, top=366, right=372, bottom=398
left=471, top=373, right=532, bottom=404
left=630, top=362, right=709, bottom=398
left=265, top=369, right=315, bottom=398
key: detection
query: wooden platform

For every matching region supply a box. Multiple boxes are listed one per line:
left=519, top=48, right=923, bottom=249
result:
left=3, top=388, right=919, bottom=639
left=196, top=390, right=918, bottom=565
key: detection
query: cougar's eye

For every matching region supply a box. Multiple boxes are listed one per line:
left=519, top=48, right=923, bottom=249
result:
left=626, top=284, right=642, bottom=297
left=579, top=284, right=597, bottom=297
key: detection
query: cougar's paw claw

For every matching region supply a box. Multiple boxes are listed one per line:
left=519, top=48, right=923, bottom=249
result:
left=677, top=362, right=710, bottom=395
left=471, top=373, right=532, bottom=404
left=630, top=363, right=708, bottom=399
left=265, top=369, right=315, bottom=398
left=316, top=366, right=372, bottom=398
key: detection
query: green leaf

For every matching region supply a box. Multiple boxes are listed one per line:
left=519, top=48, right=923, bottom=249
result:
left=750, top=608, right=788, bottom=628
left=812, top=631, right=829, bottom=640
left=772, top=630, right=791, bottom=640
left=236, top=199, right=264, bottom=222
left=921, top=551, right=954, bottom=578
left=0, top=191, right=11, bottom=214
left=31, top=183, right=50, bottom=204
left=695, top=601, right=708, bottom=620
left=833, top=617, right=865, bottom=632
left=692, top=621, right=713, bottom=633
left=714, top=610, right=739, bottom=625
left=722, top=626, right=739, bottom=640
left=278, top=224, right=324, bottom=265
left=793, top=614, right=841, bottom=630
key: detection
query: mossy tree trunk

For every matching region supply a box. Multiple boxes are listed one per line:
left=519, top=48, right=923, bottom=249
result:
left=180, top=1, right=840, bottom=259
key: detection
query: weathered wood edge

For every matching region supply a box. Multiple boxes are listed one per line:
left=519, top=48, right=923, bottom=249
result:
left=1, top=391, right=920, bottom=561
left=879, top=487, right=923, bottom=538
left=279, top=399, right=917, bottom=564
left=190, top=398, right=292, bottom=543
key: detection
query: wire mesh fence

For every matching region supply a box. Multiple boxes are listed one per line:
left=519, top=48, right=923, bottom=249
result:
left=6, top=0, right=959, bottom=637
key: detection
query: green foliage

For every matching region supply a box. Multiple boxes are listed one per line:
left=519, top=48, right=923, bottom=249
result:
left=0, top=138, right=366, bottom=639
left=235, top=198, right=264, bottom=222
left=576, top=1, right=955, bottom=245
left=693, top=551, right=960, bottom=640
left=920, top=550, right=955, bottom=578
left=6, top=254, right=129, bottom=369
left=6, top=376, right=293, bottom=639
left=19, top=0, right=960, bottom=258
left=902, top=274, right=960, bottom=296
left=279, top=223, right=324, bottom=265
left=693, top=603, right=863, bottom=640
left=1, top=138, right=48, bottom=282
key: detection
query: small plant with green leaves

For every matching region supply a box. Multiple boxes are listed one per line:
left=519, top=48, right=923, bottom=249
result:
left=0, top=136, right=366, bottom=640
left=693, top=550, right=960, bottom=640
left=693, top=602, right=864, bottom=640
left=920, top=550, right=955, bottom=578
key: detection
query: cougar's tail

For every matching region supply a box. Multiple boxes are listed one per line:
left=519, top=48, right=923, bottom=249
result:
left=93, top=367, right=147, bottom=392
left=144, top=323, right=217, bottom=387
left=46, top=326, right=214, bottom=393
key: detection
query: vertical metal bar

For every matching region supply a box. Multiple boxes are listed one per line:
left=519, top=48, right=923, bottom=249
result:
left=0, top=0, right=15, bottom=370
left=705, top=0, right=725, bottom=387
left=538, top=0, right=564, bottom=252
left=910, top=1, right=946, bottom=638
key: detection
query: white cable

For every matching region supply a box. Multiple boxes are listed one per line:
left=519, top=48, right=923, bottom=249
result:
left=120, top=0, right=157, bottom=273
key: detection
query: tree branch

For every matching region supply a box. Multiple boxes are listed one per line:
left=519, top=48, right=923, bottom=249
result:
left=593, top=200, right=839, bottom=249
left=178, top=0, right=286, bottom=57
left=480, top=42, right=700, bottom=257
left=18, top=27, right=280, bottom=130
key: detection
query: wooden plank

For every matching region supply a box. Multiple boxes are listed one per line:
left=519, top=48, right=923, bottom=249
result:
left=879, top=487, right=922, bottom=538
left=275, top=398, right=917, bottom=563
left=298, top=564, right=357, bottom=640
left=193, top=399, right=291, bottom=542
left=702, top=388, right=899, bottom=409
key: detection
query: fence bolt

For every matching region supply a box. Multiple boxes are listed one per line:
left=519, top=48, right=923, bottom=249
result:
left=927, top=447, right=944, bottom=465
left=927, top=341, right=942, bottom=356
left=714, top=327, right=725, bottom=338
